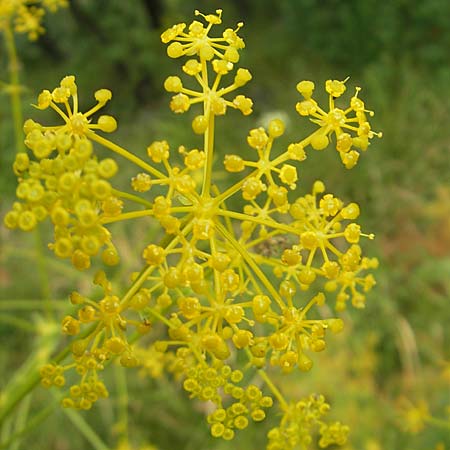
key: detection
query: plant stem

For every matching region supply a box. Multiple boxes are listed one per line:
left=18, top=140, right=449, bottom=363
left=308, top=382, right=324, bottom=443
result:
left=257, top=368, right=289, bottom=411
left=3, top=24, right=54, bottom=319
left=0, top=325, right=94, bottom=426
left=201, top=113, right=215, bottom=197
left=89, top=132, right=165, bottom=179
left=0, top=314, right=35, bottom=333
left=62, top=403, right=110, bottom=450
left=34, top=225, right=53, bottom=319
left=214, top=221, right=285, bottom=309
left=426, top=416, right=450, bottom=430
left=111, top=188, right=152, bottom=208
left=10, top=394, right=31, bottom=450
left=0, top=403, right=55, bottom=450
left=3, top=23, right=24, bottom=154
left=0, top=299, right=67, bottom=310
left=217, top=208, right=299, bottom=235
left=114, top=366, right=129, bottom=442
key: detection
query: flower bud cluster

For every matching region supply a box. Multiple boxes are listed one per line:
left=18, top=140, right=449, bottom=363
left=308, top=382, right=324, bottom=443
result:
left=41, top=271, right=158, bottom=409
left=267, top=394, right=349, bottom=450
left=161, top=9, right=253, bottom=134
left=296, top=79, right=382, bottom=168
left=4, top=76, right=121, bottom=270
left=0, top=0, right=67, bottom=41
left=181, top=363, right=273, bottom=440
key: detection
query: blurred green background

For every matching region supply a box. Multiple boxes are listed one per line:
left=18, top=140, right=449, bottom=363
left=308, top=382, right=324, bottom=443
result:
left=1, top=1, right=449, bottom=449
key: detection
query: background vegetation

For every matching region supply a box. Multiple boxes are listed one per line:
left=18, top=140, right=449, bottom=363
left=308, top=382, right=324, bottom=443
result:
left=1, top=1, right=449, bottom=449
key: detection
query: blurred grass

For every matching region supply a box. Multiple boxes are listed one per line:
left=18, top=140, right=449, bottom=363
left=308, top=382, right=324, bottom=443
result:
left=1, top=0, right=449, bottom=449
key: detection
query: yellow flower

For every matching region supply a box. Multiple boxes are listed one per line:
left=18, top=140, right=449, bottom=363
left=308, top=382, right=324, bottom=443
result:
left=1, top=0, right=67, bottom=39
left=296, top=78, right=382, bottom=168
left=161, top=9, right=252, bottom=132
left=398, top=398, right=430, bottom=434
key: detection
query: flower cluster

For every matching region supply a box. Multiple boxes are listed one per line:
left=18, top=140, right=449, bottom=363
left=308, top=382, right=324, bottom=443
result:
left=0, top=0, right=67, bottom=40
left=162, top=9, right=253, bottom=130
left=5, top=9, right=381, bottom=450
left=4, top=76, right=121, bottom=270
left=183, top=363, right=273, bottom=439
left=267, top=394, right=349, bottom=450
left=296, top=79, right=382, bottom=168
left=40, top=269, right=156, bottom=408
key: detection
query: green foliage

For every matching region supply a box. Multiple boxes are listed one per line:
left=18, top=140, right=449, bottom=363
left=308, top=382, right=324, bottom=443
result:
left=276, top=0, right=450, bottom=74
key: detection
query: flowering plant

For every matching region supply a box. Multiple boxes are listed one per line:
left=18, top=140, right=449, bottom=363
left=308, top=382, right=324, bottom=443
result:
left=4, top=8, right=382, bottom=449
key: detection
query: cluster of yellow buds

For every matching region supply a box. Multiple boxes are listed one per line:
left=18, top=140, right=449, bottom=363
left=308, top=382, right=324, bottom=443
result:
left=4, top=76, right=122, bottom=270
left=182, top=363, right=272, bottom=439
left=296, top=78, right=382, bottom=168
left=267, top=394, right=349, bottom=450
left=40, top=359, right=109, bottom=410
left=162, top=9, right=253, bottom=130
left=0, top=0, right=67, bottom=40
left=41, top=269, right=164, bottom=409
left=135, top=343, right=177, bottom=379
left=5, top=8, right=381, bottom=449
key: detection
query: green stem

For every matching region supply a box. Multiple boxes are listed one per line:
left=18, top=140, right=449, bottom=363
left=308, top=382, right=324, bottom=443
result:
left=147, top=307, right=173, bottom=327
left=3, top=23, right=24, bottom=153
left=201, top=114, right=215, bottom=197
left=0, top=325, right=94, bottom=426
left=10, top=394, right=31, bottom=450
left=425, top=416, right=450, bottom=430
left=111, top=188, right=152, bottom=208
left=0, top=418, right=12, bottom=446
left=1, top=246, right=85, bottom=278
left=214, top=220, right=285, bottom=309
left=114, top=365, right=129, bottom=442
left=100, top=206, right=193, bottom=225
left=0, top=403, right=55, bottom=450
left=0, top=299, right=67, bottom=310
left=217, top=208, right=299, bottom=235
left=89, top=132, right=165, bottom=180
left=34, top=225, right=53, bottom=319
left=0, top=314, right=35, bottom=333
left=100, top=209, right=154, bottom=225
left=257, top=368, right=289, bottom=411
left=61, top=404, right=110, bottom=450
left=3, top=23, right=54, bottom=319
left=214, top=129, right=321, bottom=205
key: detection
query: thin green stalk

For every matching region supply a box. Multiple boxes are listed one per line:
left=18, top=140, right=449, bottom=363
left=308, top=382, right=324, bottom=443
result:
left=242, top=348, right=289, bottom=410
left=61, top=402, right=110, bottom=450
left=111, top=188, right=152, bottom=208
left=10, top=394, right=31, bottom=450
left=0, top=299, right=68, bottom=310
left=257, top=368, right=289, bottom=411
left=1, top=246, right=85, bottom=278
left=426, top=416, right=450, bottom=430
left=0, top=368, right=52, bottom=427
left=3, top=23, right=24, bottom=153
left=114, top=365, right=129, bottom=441
left=34, top=225, right=53, bottom=319
left=0, top=403, right=55, bottom=450
left=3, top=24, right=53, bottom=318
left=0, top=325, right=94, bottom=426
left=0, top=314, right=35, bottom=333
left=0, top=418, right=12, bottom=447
left=201, top=114, right=215, bottom=197
left=214, top=220, right=285, bottom=309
